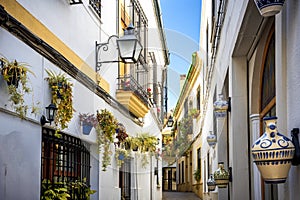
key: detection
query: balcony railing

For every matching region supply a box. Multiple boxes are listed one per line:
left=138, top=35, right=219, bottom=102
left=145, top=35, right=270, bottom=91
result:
left=117, top=75, right=149, bottom=107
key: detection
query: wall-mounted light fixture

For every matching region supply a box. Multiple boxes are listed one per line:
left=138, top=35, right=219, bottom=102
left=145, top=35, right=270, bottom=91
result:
left=167, top=115, right=174, bottom=127
left=40, top=103, right=57, bottom=125
left=95, top=24, right=143, bottom=72
left=213, top=94, right=230, bottom=118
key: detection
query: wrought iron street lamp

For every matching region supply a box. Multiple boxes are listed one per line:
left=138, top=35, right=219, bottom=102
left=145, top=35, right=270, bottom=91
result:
left=95, top=24, right=143, bottom=72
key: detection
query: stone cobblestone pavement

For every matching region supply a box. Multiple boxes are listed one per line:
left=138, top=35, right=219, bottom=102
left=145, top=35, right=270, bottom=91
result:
left=162, top=192, right=201, bottom=200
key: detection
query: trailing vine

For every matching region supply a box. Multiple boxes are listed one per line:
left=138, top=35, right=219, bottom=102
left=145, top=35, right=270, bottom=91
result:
left=1, top=57, right=39, bottom=118
left=45, top=69, right=73, bottom=132
left=96, top=109, right=118, bottom=171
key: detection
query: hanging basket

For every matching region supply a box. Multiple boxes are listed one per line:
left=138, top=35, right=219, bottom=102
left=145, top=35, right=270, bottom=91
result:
left=254, top=0, right=286, bottom=17
left=252, top=116, right=295, bottom=183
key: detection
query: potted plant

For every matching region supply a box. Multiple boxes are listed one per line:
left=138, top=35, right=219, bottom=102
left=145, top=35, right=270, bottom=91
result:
left=115, top=148, right=129, bottom=167
left=116, top=123, right=128, bottom=147
left=69, top=178, right=96, bottom=200
left=138, top=133, right=158, bottom=153
left=45, top=69, right=73, bottom=131
left=193, top=168, right=201, bottom=182
left=213, top=162, right=230, bottom=188
left=126, top=136, right=141, bottom=151
left=79, top=113, right=98, bottom=135
left=96, top=109, right=118, bottom=171
left=41, top=180, right=70, bottom=200
left=1, top=57, right=39, bottom=118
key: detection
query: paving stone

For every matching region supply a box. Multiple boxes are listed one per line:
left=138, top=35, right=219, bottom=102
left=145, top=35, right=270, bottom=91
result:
left=162, top=192, right=201, bottom=200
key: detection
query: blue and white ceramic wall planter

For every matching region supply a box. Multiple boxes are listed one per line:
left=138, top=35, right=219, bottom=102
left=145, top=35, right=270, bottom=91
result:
left=254, top=0, right=286, bottom=17
left=252, top=116, right=295, bottom=184
left=207, top=131, right=217, bottom=147
left=207, top=174, right=216, bottom=191
left=213, top=94, right=229, bottom=118
left=213, top=162, right=229, bottom=188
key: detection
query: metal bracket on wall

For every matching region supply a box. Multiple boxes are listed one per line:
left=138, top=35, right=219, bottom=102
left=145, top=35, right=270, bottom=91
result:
left=291, top=128, right=300, bottom=165
left=95, top=35, right=120, bottom=72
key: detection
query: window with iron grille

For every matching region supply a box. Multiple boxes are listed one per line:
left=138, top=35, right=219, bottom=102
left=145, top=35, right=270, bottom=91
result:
left=89, top=0, right=101, bottom=18
left=41, top=128, right=91, bottom=199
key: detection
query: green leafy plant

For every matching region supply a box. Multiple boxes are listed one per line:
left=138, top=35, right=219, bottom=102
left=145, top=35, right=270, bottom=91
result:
left=69, top=178, right=96, bottom=200
left=115, top=147, right=130, bottom=167
left=126, top=136, right=142, bottom=151
left=41, top=180, right=70, bottom=200
left=193, top=168, right=201, bottom=182
left=137, top=133, right=158, bottom=153
left=96, top=109, right=118, bottom=171
left=1, top=57, right=39, bottom=118
left=45, top=69, right=73, bottom=131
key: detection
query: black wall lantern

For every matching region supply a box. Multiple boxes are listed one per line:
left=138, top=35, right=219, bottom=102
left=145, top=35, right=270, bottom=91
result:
left=167, top=116, right=174, bottom=127
left=95, top=24, right=143, bottom=72
left=40, top=103, right=57, bottom=125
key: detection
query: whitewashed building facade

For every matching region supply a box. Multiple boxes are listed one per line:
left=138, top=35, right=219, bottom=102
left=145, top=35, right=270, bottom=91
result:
left=0, top=0, right=169, bottom=200
left=198, top=0, right=300, bottom=200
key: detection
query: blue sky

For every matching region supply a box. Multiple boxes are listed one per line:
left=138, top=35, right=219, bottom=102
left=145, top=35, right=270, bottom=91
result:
left=160, top=0, right=202, bottom=110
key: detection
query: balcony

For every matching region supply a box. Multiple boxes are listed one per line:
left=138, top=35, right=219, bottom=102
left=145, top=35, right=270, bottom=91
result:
left=116, top=75, right=150, bottom=118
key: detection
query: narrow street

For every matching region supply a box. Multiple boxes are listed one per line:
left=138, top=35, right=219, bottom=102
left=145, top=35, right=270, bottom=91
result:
left=162, top=192, right=201, bottom=200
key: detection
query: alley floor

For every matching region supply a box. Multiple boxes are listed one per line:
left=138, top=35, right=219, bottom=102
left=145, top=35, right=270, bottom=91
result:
left=162, top=192, right=201, bottom=200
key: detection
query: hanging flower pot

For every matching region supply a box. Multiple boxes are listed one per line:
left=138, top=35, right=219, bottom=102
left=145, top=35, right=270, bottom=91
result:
left=213, top=162, right=229, bottom=188
left=82, top=122, right=93, bottom=135
left=254, top=0, right=286, bottom=17
left=79, top=113, right=97, bottom=135
left=207, top=174, right=216, bottom=191
left=213, top=94, right=229, bottom=118
left=207, top=131, right=217, bottom=147
left=251, top=116, right=295, bottom=183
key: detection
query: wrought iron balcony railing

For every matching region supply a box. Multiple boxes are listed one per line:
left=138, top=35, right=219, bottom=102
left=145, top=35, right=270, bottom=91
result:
left=117, top=75, right=150, bottom=107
